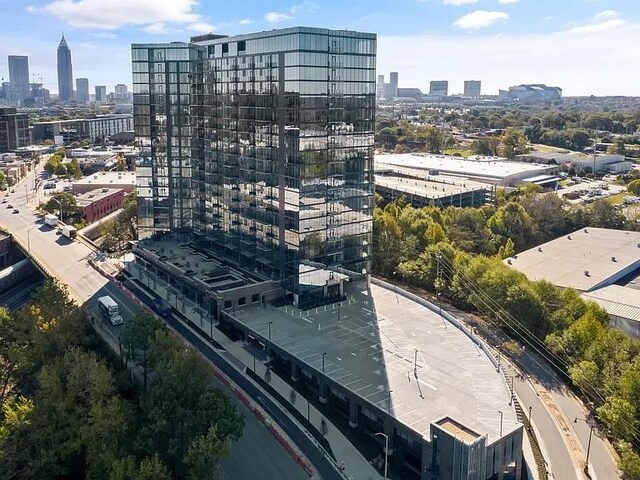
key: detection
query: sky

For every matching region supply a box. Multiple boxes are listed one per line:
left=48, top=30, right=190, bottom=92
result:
left=0, top=0, right=639, bottom=96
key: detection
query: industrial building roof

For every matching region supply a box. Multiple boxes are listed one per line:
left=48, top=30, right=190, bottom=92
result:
left=73, top=171, right=136, bottom=188
left=376, top=153, right=557, bottom=185
left=581, top=285, right=640, bottom=323
left=506, top=228, right=640, bottom=292
left=374, top=175, right=489, bottom=199
left=232, top=283, right=519, bottom=443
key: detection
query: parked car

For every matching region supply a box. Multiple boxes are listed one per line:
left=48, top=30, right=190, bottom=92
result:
left=12, top=209, right=19, bottom=214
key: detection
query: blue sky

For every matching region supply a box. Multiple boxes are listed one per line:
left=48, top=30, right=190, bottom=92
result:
left=0, top=0, right=639, bottom=96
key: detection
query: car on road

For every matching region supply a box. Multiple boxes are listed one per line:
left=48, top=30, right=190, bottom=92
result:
left=12, top=209, right=19, bottom=214
left=6, top=204, right=13, bottom=209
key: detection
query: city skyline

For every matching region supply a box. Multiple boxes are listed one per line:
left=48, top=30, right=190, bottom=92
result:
left=0, top=0, right=638, bottom=96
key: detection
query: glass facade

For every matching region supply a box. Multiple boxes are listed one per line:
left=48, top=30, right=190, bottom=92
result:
left=132, top=43, right=199, bottom=238
left=133, top=27, right=376, bottom=300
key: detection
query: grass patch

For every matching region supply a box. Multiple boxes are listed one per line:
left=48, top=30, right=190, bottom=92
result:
left=608, top=192, right=629, bottom=205
left=531, top=144, right=571, bottom=153
left=444, top=148, right=473, bottom=158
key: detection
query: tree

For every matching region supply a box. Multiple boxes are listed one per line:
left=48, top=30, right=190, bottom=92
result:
left=498, top=238, right=515, bottom=259
left=66, top=159, right=82, bottom=179
left=597, top=396, right=638, bottom=442
left=608, top=138, right=627, bottom=156
left=0, top=348, right=129, bottom=479
left=628, top=180, right=640, bottom=197
left=137, top=331, right=244, bottom=476
left=43, top=192, right=78, bottom=223
left=425, top=126, right=446, bottom=154
left=0, top=171, right=6, bottom=187
left=137, top=455, right=172, bottom=480
left=619, top=441, right=640, bottom=480
left=589, top=199, right=626, bottom=230
left=487, top=202, right=535, bottom=251
left=499, top=128, right=529, bottom=159
left=123, top=313, right=165, bottom=390
left=54, top=162, right=68, bottom=177
left=185, top=426, right=231, bottom=480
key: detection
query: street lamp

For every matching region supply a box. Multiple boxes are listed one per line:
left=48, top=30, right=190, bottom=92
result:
left=574, top=417, right=594, bottom=472
left=322, top=352, right=326, bottom=373
left=374, top=432, right=389, bottom=479
left=498, top=410, right=504, bottom=437
left=53, top=197, right=63, bottom=222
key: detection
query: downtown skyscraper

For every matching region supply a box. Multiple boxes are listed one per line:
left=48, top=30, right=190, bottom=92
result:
left=8, top=55, right=29, bottom=102
left=57, top=34, right=73, bottom=101
left=132, top=27, right=376, bottom=299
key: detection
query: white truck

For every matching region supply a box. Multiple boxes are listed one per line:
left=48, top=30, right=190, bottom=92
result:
left=44, top=214, right=58, bottom=227
left=98, top=296, right=123, bottom=326
left=61, top=225, right=77, bottom=240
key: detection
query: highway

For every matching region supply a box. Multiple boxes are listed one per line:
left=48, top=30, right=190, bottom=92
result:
left=0, top=168, right=317, bottom=480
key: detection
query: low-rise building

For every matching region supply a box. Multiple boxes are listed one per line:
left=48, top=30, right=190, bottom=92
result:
left=374, top=169, right=493, bottom=208
left=376, top=153, right=559, bottom=187
left=516, top=152, right=631, bottom=174
left=505, top=228, right=640, bottom=336
left=32, top=114, right=133, bottom=144
left=76, top=188, right=125, bottom=223
left=72, top=171, right=136, bottom=194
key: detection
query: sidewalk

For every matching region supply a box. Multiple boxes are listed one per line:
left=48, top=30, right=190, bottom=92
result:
left=127, top=263, right=382, bottom=480
left=220, top=336, right=382, bottom=480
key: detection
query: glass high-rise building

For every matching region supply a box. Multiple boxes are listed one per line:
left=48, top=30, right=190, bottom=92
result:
left=76, top=78, right=89, bottom=103
left=8, top=56, right=29, bottom=102
left=132, top=27, right=376, bottom=301
left=132, top=42, right=199, bottom=237
left=57, top=35, right=73, bottom=102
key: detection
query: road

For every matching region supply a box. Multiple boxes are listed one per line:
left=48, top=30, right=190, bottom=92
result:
left=515, top=350, right=620, bottom=480
left=0, top=167, right=316, bottom=480
left=410, top=287, right=620, bottom=480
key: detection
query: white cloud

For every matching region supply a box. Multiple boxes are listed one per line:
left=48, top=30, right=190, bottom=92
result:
left=189, top=22, right=216, bottom=33
left=594, top=10, right=619, bottom=20
left=497, top=0, right=519, bottom=4
left=454, top=10, right=509, bottom=30
left=566, top=18, right=626, bottom=34
left=265, top=2, right=318, bottom=23
left=34, top=0, right=201, bottom=29
left=442, top=0, right=480, bottom=5
left=143, top=22, right=168, bottom=35
left=265, top=11, right=292, bottom=23
left=377, top=21, right=640, bottom=96
left=290, top=1, right=319, bottom=14
left=238, top=18, right=254, bottom=25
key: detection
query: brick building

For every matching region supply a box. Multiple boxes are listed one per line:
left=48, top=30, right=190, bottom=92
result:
left=76, top=188, right=125, bottom=223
